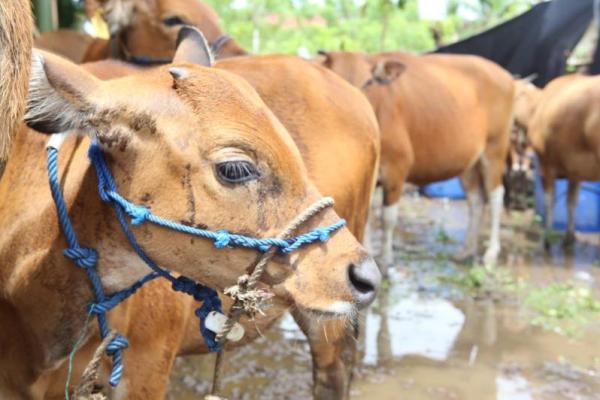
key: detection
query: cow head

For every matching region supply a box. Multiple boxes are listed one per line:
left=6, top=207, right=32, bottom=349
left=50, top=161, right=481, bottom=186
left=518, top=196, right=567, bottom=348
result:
left=86, top=0, right=247, bottom=60
left=318, top=51, right=406, bottom=89
left=25, top=28, right=379, bottom=317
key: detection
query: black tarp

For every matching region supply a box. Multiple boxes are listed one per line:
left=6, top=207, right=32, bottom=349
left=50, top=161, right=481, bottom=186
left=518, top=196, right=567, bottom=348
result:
left=435, top=0, right=595, bottom=86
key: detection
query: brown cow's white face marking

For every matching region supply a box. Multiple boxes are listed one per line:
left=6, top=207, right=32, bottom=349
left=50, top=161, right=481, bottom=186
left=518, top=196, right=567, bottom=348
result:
left=25, top=46, right=379, bottom=316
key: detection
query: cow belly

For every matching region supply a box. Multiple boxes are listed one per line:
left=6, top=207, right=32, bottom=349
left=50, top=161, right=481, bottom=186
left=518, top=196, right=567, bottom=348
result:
left=407, top=142, right=484, bottom=185
left=556, top=149, right=600, bottom=181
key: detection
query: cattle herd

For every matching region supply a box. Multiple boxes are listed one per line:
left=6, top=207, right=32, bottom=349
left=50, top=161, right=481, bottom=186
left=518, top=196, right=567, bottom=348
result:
left=0, top=1, right=597, bottom=399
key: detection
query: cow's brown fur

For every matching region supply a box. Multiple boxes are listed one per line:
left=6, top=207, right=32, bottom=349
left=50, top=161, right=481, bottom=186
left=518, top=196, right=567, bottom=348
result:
left=35, top=30, right=96, bottom=64
left=321, top=51, right=515, bottom=269
left=515, top=74, right=599, bottom=246
left=0, top=46, right=378, bottom=398
left=82, top=0, right=247, bottom=62
left=39, top=55, right=380, bottom=399
left=0, top=0, right=33, bottom=171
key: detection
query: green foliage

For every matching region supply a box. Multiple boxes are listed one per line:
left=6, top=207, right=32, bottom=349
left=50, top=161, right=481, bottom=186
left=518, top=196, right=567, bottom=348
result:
left=436, top=226, right=452, bottom=244
left=203, top=0, right=536, bottom=55
left=440, top=264, right=523, bottom=295
left=443, top=264, right=600, bottom=337
left=526, top=282, right=600, bottom=337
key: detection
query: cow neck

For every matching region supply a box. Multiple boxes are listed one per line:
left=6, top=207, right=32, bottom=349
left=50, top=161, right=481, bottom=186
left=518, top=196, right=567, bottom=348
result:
left=0, top=135, right=144, bottom=371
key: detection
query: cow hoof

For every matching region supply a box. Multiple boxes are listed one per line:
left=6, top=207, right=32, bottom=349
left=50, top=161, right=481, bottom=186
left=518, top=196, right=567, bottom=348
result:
left=563, top=232, right=576, bottom=249
left=543, top=230, right=554, bottom=251
left=483, top=247, right=499, bottom=267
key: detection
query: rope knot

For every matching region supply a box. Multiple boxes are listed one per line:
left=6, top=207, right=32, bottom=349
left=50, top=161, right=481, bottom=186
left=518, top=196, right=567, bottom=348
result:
left=106, top=333, right=128, bottom=387
left=315, top=227, right=330, bottom=242
left=105, top=334, right=129, bottom=356
left=125, top=203, right=150, bottom=225
left=224, top=275, right=274, bottom=317
left=258, top=244, right=271, bottom=252
left=64, top=247, right=98, bottom=269
left=87, top=302, right=106, bottom=315
left=214, top=230, right=231, bottom=249
left=172, top=276, right=200, bottom=296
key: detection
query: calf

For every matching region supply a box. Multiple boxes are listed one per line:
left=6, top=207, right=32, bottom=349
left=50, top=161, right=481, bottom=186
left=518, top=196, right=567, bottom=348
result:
left=0, top=32, right=379, bottom=398
left=43, top=54, right=380, bottom=400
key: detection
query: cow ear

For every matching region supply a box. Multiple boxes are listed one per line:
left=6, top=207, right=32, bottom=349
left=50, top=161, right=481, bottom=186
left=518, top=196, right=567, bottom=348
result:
left=25, top=50, right=100, bottom=134
left=173, top=26, right=214, bottom=67
left=372, top=60, right=406, bottom=85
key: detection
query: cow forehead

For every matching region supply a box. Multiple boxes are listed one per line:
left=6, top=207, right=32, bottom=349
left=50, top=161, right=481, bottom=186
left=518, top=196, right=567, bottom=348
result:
left=90, top=65, right=297, bottom=151
left=94, top=65, right=263, bottom=116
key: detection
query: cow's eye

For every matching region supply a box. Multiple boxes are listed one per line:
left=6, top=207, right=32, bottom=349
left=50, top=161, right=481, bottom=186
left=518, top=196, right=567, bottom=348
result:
left=216, top=161, right=260, bottom=184
left=163, top=16, right=186, bottom=27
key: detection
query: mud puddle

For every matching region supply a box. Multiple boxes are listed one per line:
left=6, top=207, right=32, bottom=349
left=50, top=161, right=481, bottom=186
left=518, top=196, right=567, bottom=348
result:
left=168, top=189, right=600, bottom=399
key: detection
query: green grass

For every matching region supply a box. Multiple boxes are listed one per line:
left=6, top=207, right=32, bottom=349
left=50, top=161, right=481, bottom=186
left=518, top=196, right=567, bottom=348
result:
left=525, top=282, right=600, bottom=337
left=439, top=264, right=523, bottom=296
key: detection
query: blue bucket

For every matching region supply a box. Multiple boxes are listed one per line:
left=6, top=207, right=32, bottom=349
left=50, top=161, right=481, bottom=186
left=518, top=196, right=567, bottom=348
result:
left=534, top=160, right=600, bottom=232
left=421, top=177, right=466, bottom=200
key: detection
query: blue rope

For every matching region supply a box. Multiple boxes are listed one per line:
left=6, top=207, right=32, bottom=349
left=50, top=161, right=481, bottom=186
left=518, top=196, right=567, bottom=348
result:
left=89, top=144, right=345, bottom=254
left=47, top=140, right=345, bottom=388
left=48, top=147, right=142, bottom=387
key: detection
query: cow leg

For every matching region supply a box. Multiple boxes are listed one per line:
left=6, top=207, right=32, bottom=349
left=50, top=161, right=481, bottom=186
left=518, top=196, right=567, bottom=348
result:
left=483, top=185, right=504, bottom=266
left=381, top=202, right=399, bottom=275
left=291, top=310, right=357, bottom=400
left=480, top=122, right=511, bottom=266
left=456, top=165, right=485, bottom=263
left=564, top=179, right=580, bottom=248
left=364, top=186, right=383, bottom=255
left=542, top=168, right=556, bottom=250
left=379, top=181, right=402, bottom=277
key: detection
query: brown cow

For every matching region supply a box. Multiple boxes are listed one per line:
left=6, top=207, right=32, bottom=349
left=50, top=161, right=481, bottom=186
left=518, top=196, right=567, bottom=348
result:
left=320, top=51, right=514, bottom=271
left=41, top=2, right=380, bottom=397
left=0, top=0, right=33, bottom=175
left=0, top=31, right=379, bottom=398
left=515, top=74, right=599, bottom=247
left=41, top=56, right=379, bottom=400
left=82, top=0, right=247, bottom=62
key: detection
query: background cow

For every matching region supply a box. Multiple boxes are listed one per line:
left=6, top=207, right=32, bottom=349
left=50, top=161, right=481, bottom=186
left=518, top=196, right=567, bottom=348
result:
left=320, top=51, right=515, bottom=272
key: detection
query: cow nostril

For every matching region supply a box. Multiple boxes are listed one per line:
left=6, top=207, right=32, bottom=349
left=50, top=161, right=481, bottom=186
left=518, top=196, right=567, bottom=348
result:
left=348, top=263, right=376, bottom=294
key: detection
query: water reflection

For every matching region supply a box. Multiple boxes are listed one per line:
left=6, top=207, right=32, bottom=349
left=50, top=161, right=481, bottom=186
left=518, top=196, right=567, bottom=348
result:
left=364, top=288, right=465, bottom=366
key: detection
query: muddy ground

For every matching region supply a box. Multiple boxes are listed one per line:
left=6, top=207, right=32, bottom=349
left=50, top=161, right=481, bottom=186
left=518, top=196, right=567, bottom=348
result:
left=167, top=188, right=600, bottom=400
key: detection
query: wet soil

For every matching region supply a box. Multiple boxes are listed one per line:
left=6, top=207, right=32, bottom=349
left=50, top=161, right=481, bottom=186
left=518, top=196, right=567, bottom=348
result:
left=168, top=189, right=600, bottom=400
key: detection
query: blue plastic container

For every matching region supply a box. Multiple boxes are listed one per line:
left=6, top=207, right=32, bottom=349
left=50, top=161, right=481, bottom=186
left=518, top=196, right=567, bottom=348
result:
left=421, top=177, right=466, bottom=200
left=534, top=166, right=600, bottom=232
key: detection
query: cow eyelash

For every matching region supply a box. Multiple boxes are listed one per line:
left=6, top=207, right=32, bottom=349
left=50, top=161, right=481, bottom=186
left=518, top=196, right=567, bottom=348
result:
left=162, top=16, right=186, bottom=27
left=216, top=161, right=260, bottom=184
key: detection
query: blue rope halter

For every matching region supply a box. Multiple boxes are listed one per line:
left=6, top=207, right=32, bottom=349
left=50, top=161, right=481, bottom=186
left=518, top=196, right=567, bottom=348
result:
left=46, top=137, right=345, bottom=387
